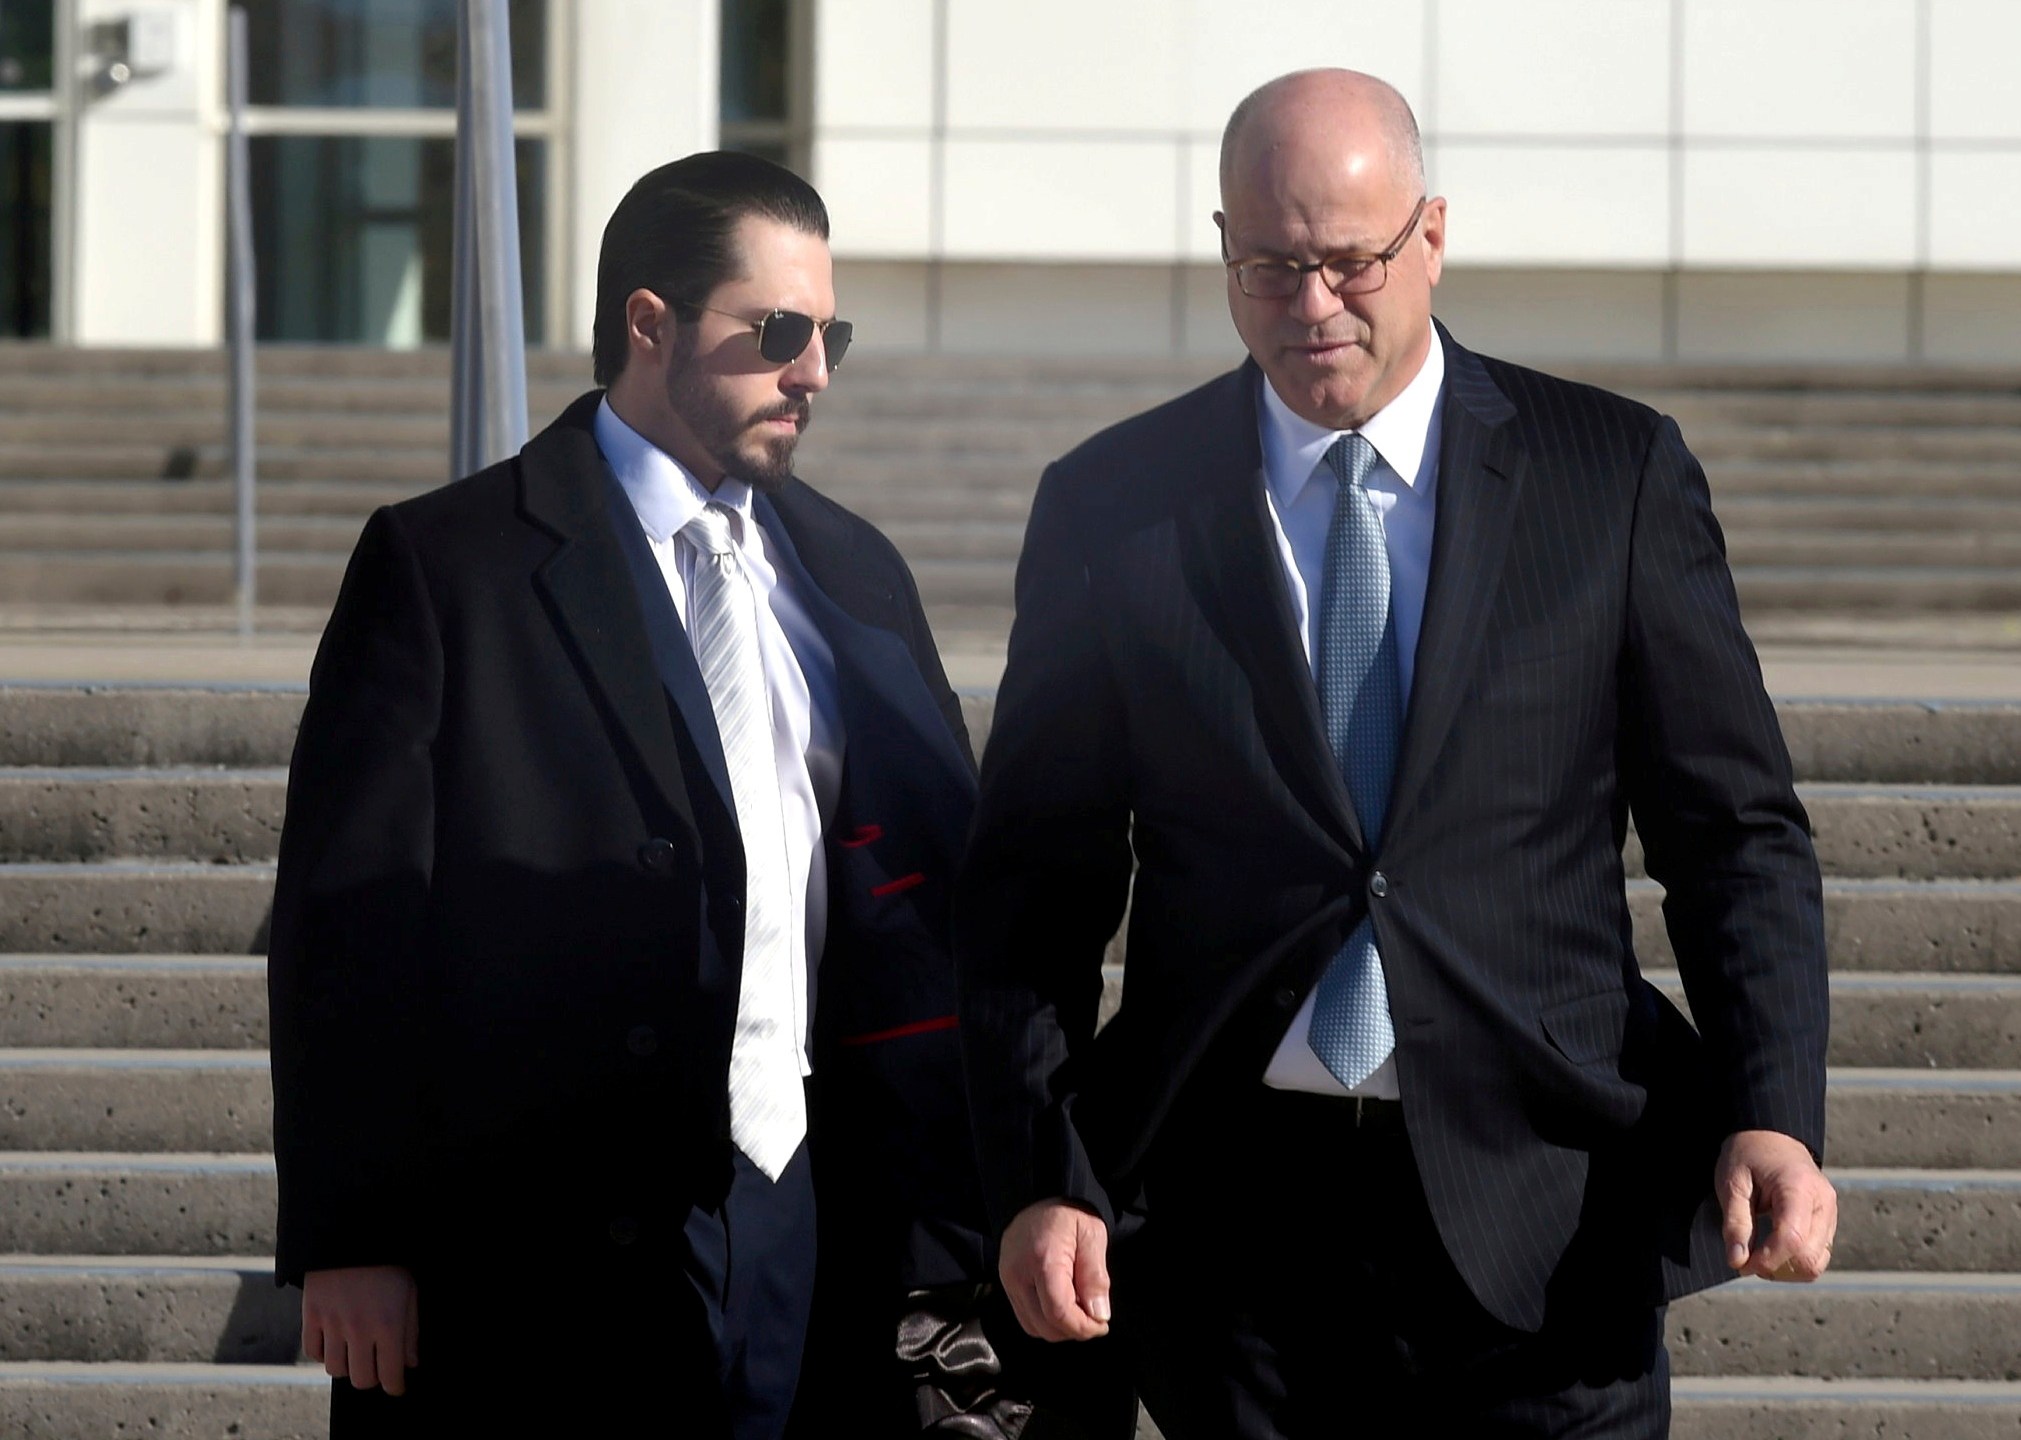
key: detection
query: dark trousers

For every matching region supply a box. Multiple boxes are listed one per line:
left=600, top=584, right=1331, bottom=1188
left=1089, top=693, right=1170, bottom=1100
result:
left=686, top=1139, right=820, bottom=1440
left=328, top=1140, right=818, bottom=1439
left=1116, top=1085, right=1669, bottom=1440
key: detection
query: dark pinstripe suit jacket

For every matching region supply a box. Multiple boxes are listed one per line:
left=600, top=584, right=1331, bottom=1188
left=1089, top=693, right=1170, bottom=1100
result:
left=955, top=326, right=1830, bottom=1333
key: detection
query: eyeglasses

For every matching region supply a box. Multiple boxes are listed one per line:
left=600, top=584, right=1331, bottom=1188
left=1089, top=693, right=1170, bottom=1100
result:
left=696, top=306, right=854, bottom=370
left=1221, top=197, right=1429, bottom=301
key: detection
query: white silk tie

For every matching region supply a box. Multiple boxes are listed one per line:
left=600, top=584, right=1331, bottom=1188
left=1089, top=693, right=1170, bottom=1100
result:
left=682, top=502, right=805, bottom=1180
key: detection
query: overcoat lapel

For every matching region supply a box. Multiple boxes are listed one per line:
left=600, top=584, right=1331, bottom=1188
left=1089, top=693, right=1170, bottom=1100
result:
left=1387, top=333, right=1526, bottom=835
left=518, top=395, right=705, bottom=844
left=1181, top=364, right=1361, bottom=855
left=757, top=487, right=977, bottom=799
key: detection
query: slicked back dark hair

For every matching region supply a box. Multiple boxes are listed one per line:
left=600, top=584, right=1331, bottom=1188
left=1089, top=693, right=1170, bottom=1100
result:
left=591, top=151, right=830, bottom=386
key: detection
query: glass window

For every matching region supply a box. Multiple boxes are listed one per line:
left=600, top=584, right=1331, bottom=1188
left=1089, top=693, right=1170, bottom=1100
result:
left=720, top=0, right=788, bottom=125
left=245, top=0, right=546, bottom=110
left=0, top=121, right=53, bottom=337
left=0, top=0, right=54, bottom=93
left=252, top=134, right=545, bottom=346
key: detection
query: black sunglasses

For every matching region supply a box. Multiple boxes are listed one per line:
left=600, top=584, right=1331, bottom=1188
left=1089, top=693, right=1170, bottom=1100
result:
left=697, top=306, right=853, bottom=370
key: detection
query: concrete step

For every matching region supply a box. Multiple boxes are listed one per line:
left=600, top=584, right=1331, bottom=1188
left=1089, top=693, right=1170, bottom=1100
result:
left=0, top=1053, right=271, bottom=1152
left=1704, top=460, right=2021, bottom=500
left=0, top=689, right=304, bottom=769
left=3, top=1053, right=2009, bottom=1163
left=2, top=690, right=2005, bottom=784
left=1662, top=392, right=2021, bottom=428
left=1668, top=1377, right=2021, bottom=1440
left=1727, top=532, right=2021, bottom=568
left=0, top=1155, right=275, bottom=1256
left=1692, top=426, right=2021, bottom=465
left=0, top=864, right=273, bottom=955
left=0, top=959, right=266, bottom=1049
left=0, top=1155, right=2014, bottom=1268
left=0, top=479, right=419, bottom=519
left=1731, top=566, right=2021, bottom=613
left=3, top=770, right=2018, bottom=877
left=0, top=1258, right=297, bottom=1364
left=0, top=769, right=286, bottom=864
left=0, top=515, right=368, bottom=556
left=1826, top=1072, right=2021, bottom=1169
left=8, top=1262, right=2020, bottom=1383
left=1623, top=784, right=2021, bottom=882
left=0, top=1363, right=327, bottom=1440
left=1715, top=495, right=2021, bottom=536
left=1647, top=972, right=2021, bottom=1070
left=1668, top=1272, right=2021, bottom=1380
left=8, top=549, right=2021, bottom=615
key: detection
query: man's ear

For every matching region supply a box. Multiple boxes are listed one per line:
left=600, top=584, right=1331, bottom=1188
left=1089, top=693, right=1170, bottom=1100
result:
left=624, top=289, right=672, bottom=366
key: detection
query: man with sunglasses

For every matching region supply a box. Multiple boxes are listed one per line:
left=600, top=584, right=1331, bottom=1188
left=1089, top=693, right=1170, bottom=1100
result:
left=270, top=152, right=1041, bottom=1437
left=958, top=69, right=1835, bottom=1438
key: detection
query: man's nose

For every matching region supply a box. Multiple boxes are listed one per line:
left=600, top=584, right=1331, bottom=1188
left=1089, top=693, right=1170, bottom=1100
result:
left=1288, top=266, right=1344, bottom=326
left=783, top=333, right=832, bottom=394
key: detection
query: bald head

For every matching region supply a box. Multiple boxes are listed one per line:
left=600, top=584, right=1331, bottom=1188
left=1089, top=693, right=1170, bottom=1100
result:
left=1219, top=69, right=1424, bottom=206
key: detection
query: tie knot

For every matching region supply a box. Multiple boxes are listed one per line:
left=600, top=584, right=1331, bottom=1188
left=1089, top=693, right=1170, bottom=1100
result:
left=682, top=503, right=740, bottom=557
left=1326, top=433, right=1378, bottom=491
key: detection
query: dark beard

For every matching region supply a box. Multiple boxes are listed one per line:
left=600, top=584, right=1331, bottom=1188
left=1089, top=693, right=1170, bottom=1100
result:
left=663, top=341, right=810, bottom=494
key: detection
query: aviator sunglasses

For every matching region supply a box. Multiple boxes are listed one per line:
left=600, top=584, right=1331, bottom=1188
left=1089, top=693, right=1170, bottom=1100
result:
left=697, top=306, right=854, bottom=370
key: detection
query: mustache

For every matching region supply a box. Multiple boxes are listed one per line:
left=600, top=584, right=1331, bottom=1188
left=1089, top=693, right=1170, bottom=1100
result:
left=750, top=400, right=812, bottom=429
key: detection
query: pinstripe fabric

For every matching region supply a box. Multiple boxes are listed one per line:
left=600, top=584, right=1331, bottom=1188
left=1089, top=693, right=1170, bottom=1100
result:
left=684, top=503, right=806, bottom=1180
left=956, top=327, right=1830, bottom=1348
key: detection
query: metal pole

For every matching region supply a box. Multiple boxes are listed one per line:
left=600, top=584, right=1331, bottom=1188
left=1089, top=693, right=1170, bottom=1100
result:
left=449, top=0, right=528, bottom=480
left=226, top=6, right=256, bottom=635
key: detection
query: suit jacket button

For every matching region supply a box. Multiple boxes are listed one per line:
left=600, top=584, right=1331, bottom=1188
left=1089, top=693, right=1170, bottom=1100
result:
left=1273, top=987, right=1298, bottom=1010
left=726, top=894, right=744, bottom=912
left=1369, top=871, right=1390, bottom=899
left=627, top=1025, right=658, bottom=1058
left=637, top=838, right=676, bottom=873
left=607, top=1216, right=639, bottom=1247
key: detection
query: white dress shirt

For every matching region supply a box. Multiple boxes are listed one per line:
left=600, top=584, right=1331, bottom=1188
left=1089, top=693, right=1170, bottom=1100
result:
left=1259, top=324, right=1446, bottom=1099
left=594, top=398, right=844, bottom=1076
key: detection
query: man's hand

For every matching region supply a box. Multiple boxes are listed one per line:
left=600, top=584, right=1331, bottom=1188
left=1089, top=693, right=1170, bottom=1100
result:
left=1000, top=1200, right=1111, bottom=1342
left=1717, top=1129, right=1838, bottom=1282
left=302, top=1266, right=420, bottom=1395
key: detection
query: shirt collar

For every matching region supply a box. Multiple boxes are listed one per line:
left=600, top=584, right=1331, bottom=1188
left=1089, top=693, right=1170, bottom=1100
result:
left=594, top=394, right=755, bottom=545
left=1259, top=322, right=1446, bottom=508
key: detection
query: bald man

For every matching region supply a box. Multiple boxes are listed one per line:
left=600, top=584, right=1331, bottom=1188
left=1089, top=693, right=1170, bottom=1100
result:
left=955, top=69, right=1835, bottom=1438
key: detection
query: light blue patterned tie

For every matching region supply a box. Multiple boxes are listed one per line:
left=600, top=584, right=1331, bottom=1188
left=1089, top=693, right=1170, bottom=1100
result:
left=1307, top=434, right=1401, bottom=1090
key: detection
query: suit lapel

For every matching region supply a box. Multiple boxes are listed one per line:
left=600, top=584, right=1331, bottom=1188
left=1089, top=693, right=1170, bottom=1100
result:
left=518, top=394, right=706, bottom=840
left=1181, top=364, right=1361, bottom=854
left=1388, top=333, right=1526, bottom=836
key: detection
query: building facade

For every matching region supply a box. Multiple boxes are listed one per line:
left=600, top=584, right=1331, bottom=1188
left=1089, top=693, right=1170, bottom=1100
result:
left=5, top=0, right=2020, bottom=365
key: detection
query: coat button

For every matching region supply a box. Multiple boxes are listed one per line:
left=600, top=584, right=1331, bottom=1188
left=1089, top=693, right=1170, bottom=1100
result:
left=726, top=894, right=743, bottom=912
left=1369, top=871, right=1389, bottom=898
left=627, top=1025, right=658, bottom=1058
left=1273, top=987, right=1298, bottom=1010
left=637, top=838, right=676, bottom=873
left=607, top=1216, right=639, bottom=1247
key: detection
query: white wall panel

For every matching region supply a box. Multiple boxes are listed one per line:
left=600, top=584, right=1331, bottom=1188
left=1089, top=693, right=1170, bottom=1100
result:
left=814, top=0, right=936, bottom=130
left=1177, top=0, right=1429, bottom=134
left=1928, top=151, right=2021, bottom=270
left=1183, top=138, right=1223, bottom=261
left=940, top=139, right=1179, bottom=260
left=816, top=137, right=935, bottom=256
left=830, top=260, right=932, bottom=353
left=1929, top=0, right=2021, bottom=140
left=571, top=0, right=718, bottom=349
left=1437, top=0, right=1670, bottom=137
left=1439, top=144, right=1670, bottom=265
left=1682, top=0, right=1915, bottom=139
left=945, top=0, right=1183, bottom=132
left=1681, top=149, right=1917, bottom=267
